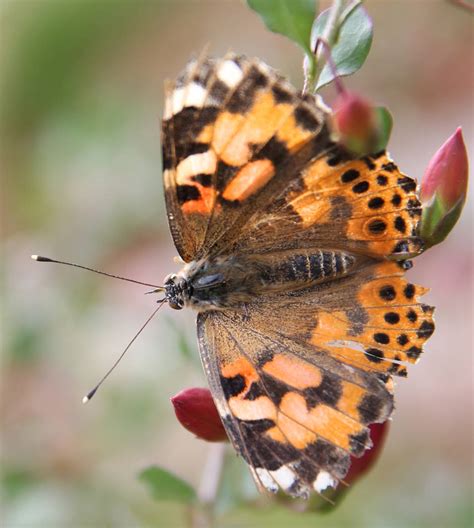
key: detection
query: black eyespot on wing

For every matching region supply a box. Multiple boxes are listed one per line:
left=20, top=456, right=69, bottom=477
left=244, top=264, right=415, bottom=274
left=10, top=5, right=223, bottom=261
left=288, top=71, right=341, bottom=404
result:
left=368, top=219, right=387, bottom=234
left=352, top=181, right=370, bottom=194
left=365, top=348, right=384, bottom=363
left=384, top=312, right=400, bottom=324
left=397, top=334, right=409, bottom=346
left=406, top=309, right=418, bottom=322
left=394, top=216, right=407, bottom=233
left=379, top=285, right=396, bottom=301
left=368, top=197, right=385, bottom=209
left=341, top=169, right=360, bottom=183
left=374, top=332, right=390, bottom=345
left=377, top=174, right=388, bottom=186
left=404, top=284, right=416, bottom=299
left=391, top=193, right=402, bottom=206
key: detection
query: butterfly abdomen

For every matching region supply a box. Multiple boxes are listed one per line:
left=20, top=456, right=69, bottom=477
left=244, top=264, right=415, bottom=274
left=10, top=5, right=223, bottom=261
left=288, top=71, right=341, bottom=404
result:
left=256, top=250, right=356, bottom=290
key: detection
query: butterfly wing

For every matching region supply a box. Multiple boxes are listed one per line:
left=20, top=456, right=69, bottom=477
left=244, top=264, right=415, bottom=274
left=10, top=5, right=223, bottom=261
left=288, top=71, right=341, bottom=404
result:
left=162, top=54, right=333, bottom=262
left=197, top=259, right=434, bottom=497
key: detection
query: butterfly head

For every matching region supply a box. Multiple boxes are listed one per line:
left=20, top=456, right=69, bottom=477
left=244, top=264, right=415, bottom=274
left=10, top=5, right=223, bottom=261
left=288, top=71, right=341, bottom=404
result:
left=164, top=273, right=191, bottom=310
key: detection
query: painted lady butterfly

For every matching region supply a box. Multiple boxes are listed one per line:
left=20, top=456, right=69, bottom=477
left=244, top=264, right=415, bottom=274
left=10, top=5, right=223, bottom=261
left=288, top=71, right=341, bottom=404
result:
left=161, top=54, right=434, bottom=498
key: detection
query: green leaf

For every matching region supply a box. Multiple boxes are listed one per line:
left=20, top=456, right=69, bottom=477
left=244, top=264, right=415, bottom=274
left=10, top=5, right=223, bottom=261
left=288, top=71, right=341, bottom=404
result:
left=373, top=106, right=393, bottom=152
left=247, top=0, right=317, bottom=57
left=314, top=5, right=373, bottom=90
left=139, top=466, right=196, bottom=504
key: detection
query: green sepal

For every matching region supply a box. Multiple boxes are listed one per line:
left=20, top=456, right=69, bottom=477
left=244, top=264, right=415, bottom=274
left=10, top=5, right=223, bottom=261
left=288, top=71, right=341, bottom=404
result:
left=420, top=194, right=466, bottom=249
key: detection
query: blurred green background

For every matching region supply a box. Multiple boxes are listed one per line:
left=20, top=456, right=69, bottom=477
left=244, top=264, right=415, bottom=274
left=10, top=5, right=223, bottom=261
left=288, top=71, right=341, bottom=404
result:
left=2, top=1, right=473, bottom=526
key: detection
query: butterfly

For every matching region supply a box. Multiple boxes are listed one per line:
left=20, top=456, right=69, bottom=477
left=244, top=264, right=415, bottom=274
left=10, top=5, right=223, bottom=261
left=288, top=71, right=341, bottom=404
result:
left=160, top=54, right=434, bottom=498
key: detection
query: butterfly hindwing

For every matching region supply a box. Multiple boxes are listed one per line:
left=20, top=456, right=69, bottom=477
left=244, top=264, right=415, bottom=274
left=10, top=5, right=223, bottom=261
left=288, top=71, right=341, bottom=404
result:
left=197, top=258, right=433, bottom=497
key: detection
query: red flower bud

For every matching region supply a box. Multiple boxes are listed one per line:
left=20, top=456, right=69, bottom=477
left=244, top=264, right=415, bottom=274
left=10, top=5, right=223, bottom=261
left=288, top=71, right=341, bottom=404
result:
left=420, top=127, right=469, bottom=248
left=171, top=387, right=228, bottom=442
left=332, top=92, right=384, bottom=155
left=334, top=92, right=375, bottom=137
left=344, top=421, right=389, bottom=485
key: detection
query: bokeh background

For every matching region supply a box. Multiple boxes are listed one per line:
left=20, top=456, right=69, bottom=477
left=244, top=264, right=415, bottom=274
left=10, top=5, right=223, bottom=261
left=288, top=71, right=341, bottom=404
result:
left=2, top=1, right=473, bottom=527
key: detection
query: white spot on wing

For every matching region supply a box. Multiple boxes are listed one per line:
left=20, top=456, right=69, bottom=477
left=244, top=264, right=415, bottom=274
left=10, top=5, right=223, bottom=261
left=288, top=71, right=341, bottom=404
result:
left=269, top=465, right=296, bottom=491
left=217, top=60, right=243, bottom=88
left=184, top=82, right=207, bottom=109
left=163, top=94, right=173, bottom=119
left=171, top=87, right=186, bottom=115
left=313, top=470, right=337, bottom=493
left=256, top=468, right=278, bottom=493
left=176, top=151, right=217, bottom=184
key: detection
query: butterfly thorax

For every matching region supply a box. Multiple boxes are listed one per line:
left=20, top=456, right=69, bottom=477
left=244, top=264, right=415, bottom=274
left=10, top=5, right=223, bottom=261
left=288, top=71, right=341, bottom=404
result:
left=165, top=250, right=357, bottom=311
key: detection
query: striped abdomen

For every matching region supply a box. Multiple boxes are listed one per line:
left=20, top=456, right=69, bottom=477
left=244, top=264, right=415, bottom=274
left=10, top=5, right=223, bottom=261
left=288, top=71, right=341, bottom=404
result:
left=257, top=250, right=356, bottom=291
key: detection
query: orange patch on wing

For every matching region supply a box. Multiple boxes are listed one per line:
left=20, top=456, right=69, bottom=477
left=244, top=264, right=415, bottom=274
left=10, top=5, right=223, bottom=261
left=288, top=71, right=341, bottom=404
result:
left=262, top=354, right=322, bottom=390
left=221, top=356, right=258, bottom=385
left=222, top=159, right=275, bottom=201
left=197, top=123, right=214, bottom=143
left=228, top=396, right=276, bottom=422
left=265, top=425, right=287, bottom=444
left=279, top=392, right=363, bottom=451
left=181, top=185, right=217, bottom=215
left=276, top=113, right=315, bottom=152
left=337, top=381, right=366, bottom=420
left=310, top=311, right=398, bottom=374
left=289, top=190, right=328, bottom=227
left=213, top=112, right=246, bottom=158
left=277, top=409, right=317, bottom=449
left=216, top=93, right=293, bottom=166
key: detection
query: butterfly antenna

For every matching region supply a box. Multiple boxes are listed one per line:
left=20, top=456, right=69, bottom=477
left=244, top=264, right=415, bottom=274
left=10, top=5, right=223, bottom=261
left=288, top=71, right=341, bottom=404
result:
left=31, top=255, right=164, bottom=290
left=82, top=300, right=167, bottom=403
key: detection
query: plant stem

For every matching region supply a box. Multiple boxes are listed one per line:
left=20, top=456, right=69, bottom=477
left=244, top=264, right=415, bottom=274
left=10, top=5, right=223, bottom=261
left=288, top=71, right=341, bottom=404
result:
left=197, top=442, right=226, bottom=504
left=304, top=0, right=345, bottom=93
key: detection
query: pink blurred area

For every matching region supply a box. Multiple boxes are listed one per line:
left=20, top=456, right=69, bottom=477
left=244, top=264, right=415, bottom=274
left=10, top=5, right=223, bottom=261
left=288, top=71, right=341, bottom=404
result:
left=2, top=1, right=473, bottom=526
